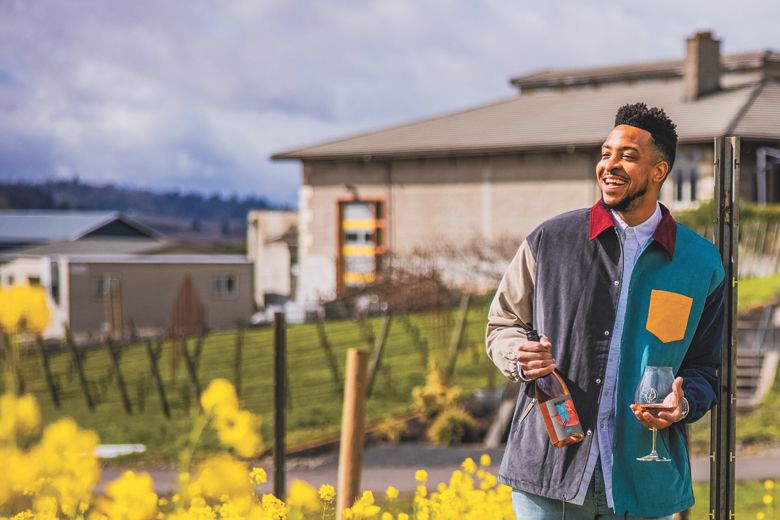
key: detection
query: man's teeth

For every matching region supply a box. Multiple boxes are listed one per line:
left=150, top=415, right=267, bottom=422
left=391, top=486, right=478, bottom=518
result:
left=603, top=176, right=626, bottom=186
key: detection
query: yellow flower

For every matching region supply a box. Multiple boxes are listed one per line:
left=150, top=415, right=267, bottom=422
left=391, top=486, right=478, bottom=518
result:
left=756, top=513, right=765, bottom=520
left=201, top=378, right=239, bottom=415
left=382, top=513, right=393, bottom=520
left=385, top=485, right=399, bottom=501
left=763, top=494, right=773, bottom=505
left=415, top=469, right=428, bottom=482
left=0, top=393, right=41, bottom=442
left=288, top=479, right=321, bottom=513
left=348, top=490, right=380, bottom=518
left=480, top=453, right=492, bottom=467
left=187, top=455, right=254, bottom=512
left=0, top=285, right=51, bottom=334
left=249, top=467, right=267, bottom=486
left=462, top=457, right=477, bottom=474
left=765, top=479, right=775, bottom=490
left=261, top=493, right=287, bottom=518
left=398, top=514, right=410, bottom=520
left=95, top=470, right=157, bottom=520
left=213, top=409, right=263, bottom=458
left=319, top=483, right=336, bottom=503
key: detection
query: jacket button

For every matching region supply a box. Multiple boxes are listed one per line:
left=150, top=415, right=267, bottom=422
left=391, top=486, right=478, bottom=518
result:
left=604, top=330, right=610, bottom=336
left=586, top=429, right=593, bottom=436
left=614, top=280, right=619, bottom=286
left=596, top=378, right=602, bottom=384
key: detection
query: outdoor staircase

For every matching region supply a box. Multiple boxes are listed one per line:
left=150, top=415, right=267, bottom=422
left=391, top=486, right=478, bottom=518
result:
left=736, top=304, right=779, bottom=410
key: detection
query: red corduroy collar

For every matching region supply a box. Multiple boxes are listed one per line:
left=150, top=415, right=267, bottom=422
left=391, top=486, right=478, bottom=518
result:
left=588, top=200, right=676, bottom=258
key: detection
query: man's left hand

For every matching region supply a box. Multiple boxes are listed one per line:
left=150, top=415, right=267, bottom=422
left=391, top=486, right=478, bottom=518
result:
left=629, top=377, right=685, bottom=430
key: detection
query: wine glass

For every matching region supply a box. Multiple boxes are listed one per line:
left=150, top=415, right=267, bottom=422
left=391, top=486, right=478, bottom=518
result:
left=634, top=365, right=675, bottom=462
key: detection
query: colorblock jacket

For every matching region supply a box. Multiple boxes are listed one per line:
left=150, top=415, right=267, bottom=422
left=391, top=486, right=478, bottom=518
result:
left=486, top=201, right=725, bottom=517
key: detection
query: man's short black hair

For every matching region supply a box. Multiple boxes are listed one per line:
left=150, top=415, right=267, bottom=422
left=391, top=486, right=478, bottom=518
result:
left=614, top=102, right=678, bottom=170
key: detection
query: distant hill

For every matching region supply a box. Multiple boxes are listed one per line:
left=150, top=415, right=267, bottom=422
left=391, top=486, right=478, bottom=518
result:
left=0, top=180, right=292, bottom=244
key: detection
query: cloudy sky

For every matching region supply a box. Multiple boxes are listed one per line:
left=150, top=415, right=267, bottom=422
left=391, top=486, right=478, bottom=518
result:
left=1, top=0, right=779, bottom=206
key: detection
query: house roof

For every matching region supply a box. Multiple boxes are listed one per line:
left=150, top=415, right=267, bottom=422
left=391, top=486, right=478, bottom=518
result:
left=60, top=254, right=250, bottom=264
left=272, top=51, right=780, bottom=162
left=0, top=211, right=162, bottom=243
left=509, top=50, right=780, bottom=91
left=1, top=239, right=171, bottom=258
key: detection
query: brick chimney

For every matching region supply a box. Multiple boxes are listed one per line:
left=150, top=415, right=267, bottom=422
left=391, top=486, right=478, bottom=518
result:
left=684, top=31, right=721, bottom=101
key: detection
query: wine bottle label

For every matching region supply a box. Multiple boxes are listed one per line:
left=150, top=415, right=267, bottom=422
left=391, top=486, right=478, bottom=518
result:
left=544, top=396, right=583, bottom=439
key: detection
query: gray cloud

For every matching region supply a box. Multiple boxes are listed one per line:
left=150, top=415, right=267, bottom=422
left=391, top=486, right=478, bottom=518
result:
left=0, top=0, right=779, bottom=205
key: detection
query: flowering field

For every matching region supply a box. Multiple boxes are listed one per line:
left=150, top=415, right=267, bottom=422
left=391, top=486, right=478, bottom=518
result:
left=0, top=379, right=515, bottom=519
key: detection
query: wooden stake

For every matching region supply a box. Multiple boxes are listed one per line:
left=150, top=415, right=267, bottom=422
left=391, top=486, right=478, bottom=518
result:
left=366, top=314, right=392, bottom=397
left=145, top=338, right=171, bottom=418
left=36, top=337, right=60, bottom=407
left=446, top=294, right=471, bottom=379
left=337, top=349, right=368, bottom=519
left=64, top=327, right=94, bottom=411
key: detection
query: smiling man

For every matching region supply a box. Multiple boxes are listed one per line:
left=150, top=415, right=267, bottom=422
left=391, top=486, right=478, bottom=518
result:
left=486, top=103, right=725, bottom=519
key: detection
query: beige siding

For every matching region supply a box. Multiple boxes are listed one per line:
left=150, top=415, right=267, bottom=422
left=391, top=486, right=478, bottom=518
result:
left=298, top=151, right=600, bottom=301
left=67, top=262, right=253, bottom=337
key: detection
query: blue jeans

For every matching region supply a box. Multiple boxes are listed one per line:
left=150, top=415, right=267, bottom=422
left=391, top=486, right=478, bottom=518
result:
left=511, top=464, right=674, bottom=519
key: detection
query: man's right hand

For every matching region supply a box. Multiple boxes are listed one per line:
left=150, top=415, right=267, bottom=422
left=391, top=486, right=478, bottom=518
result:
left=516, top=335, right=556, bottom=380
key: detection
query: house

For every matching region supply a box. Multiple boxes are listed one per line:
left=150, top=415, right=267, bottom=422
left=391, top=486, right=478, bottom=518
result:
left=0, top=212, right=253, bottom=340
left=0, top=210, right=161, bottom=252
left=272, top=31, right=780, bottom=304
left=246, top=210, right=297, bottom=309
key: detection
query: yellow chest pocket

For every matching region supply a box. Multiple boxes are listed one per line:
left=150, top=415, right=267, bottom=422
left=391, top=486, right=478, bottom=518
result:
left=645, top=289, right=693, bottom=343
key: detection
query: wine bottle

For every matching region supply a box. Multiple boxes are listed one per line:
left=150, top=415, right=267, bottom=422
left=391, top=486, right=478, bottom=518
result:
left=528, top=329, right=585, bottom=448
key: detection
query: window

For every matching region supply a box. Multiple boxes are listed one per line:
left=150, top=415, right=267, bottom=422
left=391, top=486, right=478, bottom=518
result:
left=673, top=153, right=700, bottom=204
left=214, top=275, right=237, bottom=298
left=95, top=275, right=119, bottom=297
left=338, top=199, right=386, bottom=292
left=28, top=276, right=41, bottom=286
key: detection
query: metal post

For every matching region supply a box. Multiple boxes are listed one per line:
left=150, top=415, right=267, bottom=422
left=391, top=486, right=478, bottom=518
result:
left=711, top=136, right=739, bottom=519
left=273, top=312, right=287, bottom=499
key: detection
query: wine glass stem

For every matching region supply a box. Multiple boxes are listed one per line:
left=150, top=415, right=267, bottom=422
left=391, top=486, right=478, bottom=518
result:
left=651, top=428, right=657, bottom=454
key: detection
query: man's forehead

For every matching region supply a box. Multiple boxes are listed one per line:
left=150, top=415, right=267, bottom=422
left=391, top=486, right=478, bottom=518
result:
left=602, top=124, right=653, bottom=148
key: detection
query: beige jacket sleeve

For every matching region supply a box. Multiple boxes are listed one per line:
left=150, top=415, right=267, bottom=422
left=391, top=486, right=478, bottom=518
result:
left=486, top=238, right=536, bottom=381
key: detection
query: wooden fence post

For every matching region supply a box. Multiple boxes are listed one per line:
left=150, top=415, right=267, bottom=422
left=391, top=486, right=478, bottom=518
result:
left=64, top=327, right=94, bottom=411
left=145, top=338, right=171, bottom=418
left=105, top=337, right=132, bottom=414
left=36, top=337, right=60, bottom=408
left=446, top=294, right=471, bottom=379
left=366, top=314, right=392, bottom=397
left=337, top=349, right=368, bottom=519
left=273, top=312, right=287, bottom=499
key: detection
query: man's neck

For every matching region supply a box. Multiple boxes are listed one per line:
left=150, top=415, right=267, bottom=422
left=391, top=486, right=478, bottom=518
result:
left=614, top=201, right=658, bottom=227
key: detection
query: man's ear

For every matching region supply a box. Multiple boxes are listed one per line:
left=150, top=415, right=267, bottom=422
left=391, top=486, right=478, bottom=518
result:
left=654, top=160, right=670, bottom=185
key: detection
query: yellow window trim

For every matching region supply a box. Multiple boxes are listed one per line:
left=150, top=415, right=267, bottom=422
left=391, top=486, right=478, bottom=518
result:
left=343, top=245, right=376, bottom=256
left=344, top=272, right=376, bottom=284
left=343, top=219, right=376, bottom=230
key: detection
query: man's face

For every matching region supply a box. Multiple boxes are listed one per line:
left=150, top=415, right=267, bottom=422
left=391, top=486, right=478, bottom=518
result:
left=596, top=124, right=667, bottom=213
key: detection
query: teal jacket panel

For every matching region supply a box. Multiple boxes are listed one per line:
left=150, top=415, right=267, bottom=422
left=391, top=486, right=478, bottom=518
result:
left=612, top=224, right=725, bottom=516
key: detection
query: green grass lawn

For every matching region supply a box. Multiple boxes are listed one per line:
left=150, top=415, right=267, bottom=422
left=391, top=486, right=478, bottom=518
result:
left=739, top=273, right=780, bottom=311
left=2, top=302, right=496, bottom=461
left=690, top=479, right=778, bottom=519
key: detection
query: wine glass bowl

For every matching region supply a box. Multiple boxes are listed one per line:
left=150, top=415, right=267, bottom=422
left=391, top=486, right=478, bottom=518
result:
left=634, top=366, right=675, bottom=462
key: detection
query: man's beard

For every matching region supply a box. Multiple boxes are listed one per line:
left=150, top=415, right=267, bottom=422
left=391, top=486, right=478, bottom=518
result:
left=602, top=181, right=649, bottom=212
